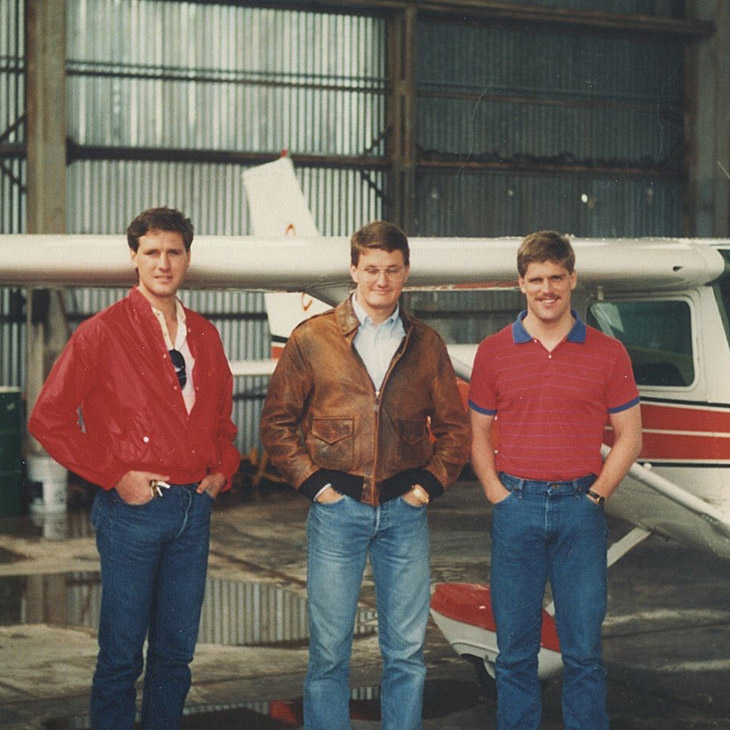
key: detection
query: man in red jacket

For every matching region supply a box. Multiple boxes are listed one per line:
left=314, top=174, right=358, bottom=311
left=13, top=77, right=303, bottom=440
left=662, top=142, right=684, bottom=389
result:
left=30, top=207, right=240, bottom=730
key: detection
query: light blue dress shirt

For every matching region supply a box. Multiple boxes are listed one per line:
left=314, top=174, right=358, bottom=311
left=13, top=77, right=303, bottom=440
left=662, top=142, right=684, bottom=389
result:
left=351, top=293, right=406, bottom=393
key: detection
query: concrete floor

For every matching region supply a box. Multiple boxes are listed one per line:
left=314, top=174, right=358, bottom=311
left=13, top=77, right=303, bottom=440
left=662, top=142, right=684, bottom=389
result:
left=1, top=480, right=730, bottom=728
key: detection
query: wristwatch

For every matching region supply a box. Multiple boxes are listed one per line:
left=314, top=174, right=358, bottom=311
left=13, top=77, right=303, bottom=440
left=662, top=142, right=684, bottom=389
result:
left=587, top=489, right=605, bottom=506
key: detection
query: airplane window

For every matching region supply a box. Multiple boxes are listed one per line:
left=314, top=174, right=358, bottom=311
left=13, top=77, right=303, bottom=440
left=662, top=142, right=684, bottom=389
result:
left=587, top=300, right=693, bottom=387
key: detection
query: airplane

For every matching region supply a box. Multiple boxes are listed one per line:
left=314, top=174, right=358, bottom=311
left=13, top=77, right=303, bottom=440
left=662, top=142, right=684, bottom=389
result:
left=2, top=156, right=730, bottom=691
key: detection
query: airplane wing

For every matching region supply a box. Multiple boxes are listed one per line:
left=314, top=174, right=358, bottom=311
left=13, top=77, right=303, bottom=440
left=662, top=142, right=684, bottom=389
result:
left=607, top=455, right=730, bottom=560
left=0, top=233, right=726, bottom=292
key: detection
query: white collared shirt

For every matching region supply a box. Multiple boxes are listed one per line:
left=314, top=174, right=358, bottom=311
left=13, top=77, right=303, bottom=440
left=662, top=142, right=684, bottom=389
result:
left=152, top=300, right=196, bottom=414
left=351, top=294, right=406, bottom=393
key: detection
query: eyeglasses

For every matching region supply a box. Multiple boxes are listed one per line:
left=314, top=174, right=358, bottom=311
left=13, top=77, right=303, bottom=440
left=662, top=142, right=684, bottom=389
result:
left=357, top=265, right=408, bottom=282
left=169, top=349, right=187, bottom=389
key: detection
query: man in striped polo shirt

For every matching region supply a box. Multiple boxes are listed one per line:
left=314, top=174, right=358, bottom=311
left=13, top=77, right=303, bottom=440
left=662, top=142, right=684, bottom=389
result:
left=469, top=230, right=642, bottom=730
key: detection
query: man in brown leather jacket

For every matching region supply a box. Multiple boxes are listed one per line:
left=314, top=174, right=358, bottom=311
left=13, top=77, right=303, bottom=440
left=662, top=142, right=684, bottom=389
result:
left=261, top=220, right=470, bottom=730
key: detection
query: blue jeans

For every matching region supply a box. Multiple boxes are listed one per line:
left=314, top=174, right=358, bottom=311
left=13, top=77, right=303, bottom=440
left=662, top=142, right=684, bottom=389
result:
left=490, top=473, right=609, bottom=730
left=304, top=495, right=430, bottom=730
left=89, top=484, right=214, bottom=730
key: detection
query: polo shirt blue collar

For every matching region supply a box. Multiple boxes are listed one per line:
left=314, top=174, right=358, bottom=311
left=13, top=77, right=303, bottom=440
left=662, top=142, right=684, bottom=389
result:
left=512, top=309, right=586, bottom=344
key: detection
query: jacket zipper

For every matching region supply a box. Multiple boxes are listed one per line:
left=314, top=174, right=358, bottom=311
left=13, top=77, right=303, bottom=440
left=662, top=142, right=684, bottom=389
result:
left=368, top=327, right=412, bottom=504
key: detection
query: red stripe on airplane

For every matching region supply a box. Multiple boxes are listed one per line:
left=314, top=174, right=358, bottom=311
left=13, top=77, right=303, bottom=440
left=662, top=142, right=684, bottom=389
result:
left=430, top=582, right=561, bottom=652
left=604, top=429, right=730, bottom=460
left=640, top=402, right=730, bottom=432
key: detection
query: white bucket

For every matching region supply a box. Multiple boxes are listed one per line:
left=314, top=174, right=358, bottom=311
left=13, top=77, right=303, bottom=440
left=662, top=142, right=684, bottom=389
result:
left=29, top=511, right=68, bottom=540
left=26, top=453, right=68, bottom=514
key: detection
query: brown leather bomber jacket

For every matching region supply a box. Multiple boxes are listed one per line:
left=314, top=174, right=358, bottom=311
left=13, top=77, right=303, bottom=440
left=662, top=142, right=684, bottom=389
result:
left=260, top=298, right=471, bottom=505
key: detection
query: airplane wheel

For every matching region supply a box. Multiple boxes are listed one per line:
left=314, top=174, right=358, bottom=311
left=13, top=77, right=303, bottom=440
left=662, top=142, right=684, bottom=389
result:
left=462, top=654, right=550, bottom=698
left=462, top=654, right=497, bottom=699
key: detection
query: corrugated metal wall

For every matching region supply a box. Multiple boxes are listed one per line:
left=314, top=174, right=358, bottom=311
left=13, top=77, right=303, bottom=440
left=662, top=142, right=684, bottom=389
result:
left=0, top=0, right=25, bottom=389
left=415, top=171, right=681, bottom=238
left=67, top=2, right=386, bottom=156
left=0, top=0, right=24, bottom=234
left=414, top=17, right=684, bottom=237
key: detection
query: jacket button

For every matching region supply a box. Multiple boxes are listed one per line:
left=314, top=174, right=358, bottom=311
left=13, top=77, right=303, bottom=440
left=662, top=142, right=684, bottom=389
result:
left=143, top=436, right=150, bottom=443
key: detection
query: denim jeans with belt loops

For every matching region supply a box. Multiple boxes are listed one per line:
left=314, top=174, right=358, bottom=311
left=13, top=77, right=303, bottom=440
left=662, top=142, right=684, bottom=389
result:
left=90, top=483, right=214, bottom=730
left=490, top=472, right=609, bottom=730
left=304, top=494, right=430, bottom=730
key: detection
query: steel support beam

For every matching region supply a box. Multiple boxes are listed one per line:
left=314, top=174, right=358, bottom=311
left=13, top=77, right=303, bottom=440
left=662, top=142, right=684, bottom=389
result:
left=26, top=0, right=66, bottom=234
left=25, top=0, right=69, bottom=454
left=685, top=1, right=730, bottom=236
left=387, top=5, right=416, bottom=232
left=223, top=1, right=713, bottom=39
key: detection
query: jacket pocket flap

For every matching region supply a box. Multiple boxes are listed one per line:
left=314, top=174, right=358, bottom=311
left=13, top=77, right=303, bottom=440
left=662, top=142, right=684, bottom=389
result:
left=311, top=418, right=354, bottom=445
left=398, top=418, right=428, bottom=445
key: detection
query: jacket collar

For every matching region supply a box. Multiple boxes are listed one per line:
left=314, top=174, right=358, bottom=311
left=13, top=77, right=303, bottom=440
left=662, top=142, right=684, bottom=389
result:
left=335, top=295, right=413, bottom=337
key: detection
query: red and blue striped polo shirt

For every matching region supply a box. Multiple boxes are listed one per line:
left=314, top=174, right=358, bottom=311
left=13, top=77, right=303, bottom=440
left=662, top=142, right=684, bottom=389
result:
left=468, top=311, right=640, bottom=481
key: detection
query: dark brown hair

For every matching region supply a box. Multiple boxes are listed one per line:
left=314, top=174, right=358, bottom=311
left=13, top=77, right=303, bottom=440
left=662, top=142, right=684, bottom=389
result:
left=350, top=220, right=410, bottom=267
left=517, top=230, right=575, bottom=277
left=127, top=207, right=194, bottom=252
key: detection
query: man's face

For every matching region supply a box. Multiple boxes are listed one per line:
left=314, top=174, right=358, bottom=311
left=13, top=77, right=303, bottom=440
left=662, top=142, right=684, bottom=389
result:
left=130, top=229, right=190, bottom=305
left=350, top=248, right=409, bottom=320
left=518, top=259, right=576, bottom=325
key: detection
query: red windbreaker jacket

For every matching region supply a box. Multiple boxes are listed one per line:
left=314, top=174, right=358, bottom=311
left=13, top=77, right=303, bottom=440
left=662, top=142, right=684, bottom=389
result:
left=29, top=288, right=240, bottom=490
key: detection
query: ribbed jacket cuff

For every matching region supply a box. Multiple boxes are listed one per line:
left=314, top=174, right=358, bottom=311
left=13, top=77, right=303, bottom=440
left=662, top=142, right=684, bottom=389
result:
left=299, top=469, right=332, bottom=501
left=414, top=468, right=445, bottom=500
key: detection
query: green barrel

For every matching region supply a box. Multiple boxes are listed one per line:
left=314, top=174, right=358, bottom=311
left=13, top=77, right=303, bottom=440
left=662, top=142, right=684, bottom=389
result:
left=0, top=387, right=23, bottom=516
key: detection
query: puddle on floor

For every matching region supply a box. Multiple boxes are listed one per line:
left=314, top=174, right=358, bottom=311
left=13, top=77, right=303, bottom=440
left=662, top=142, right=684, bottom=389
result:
left=0, top=571, right=377, bottom=648
left=44, top=679, right=480, bottom=728
left=0, top=545, right=24, bottom=563
left=0, top=508, right=94, bottom=541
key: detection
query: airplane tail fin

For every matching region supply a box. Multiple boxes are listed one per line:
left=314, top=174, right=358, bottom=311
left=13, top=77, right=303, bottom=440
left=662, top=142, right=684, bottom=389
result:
left=243, top=155, right=332, bottom=352
left=243, top=155, right=320, bottom=238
